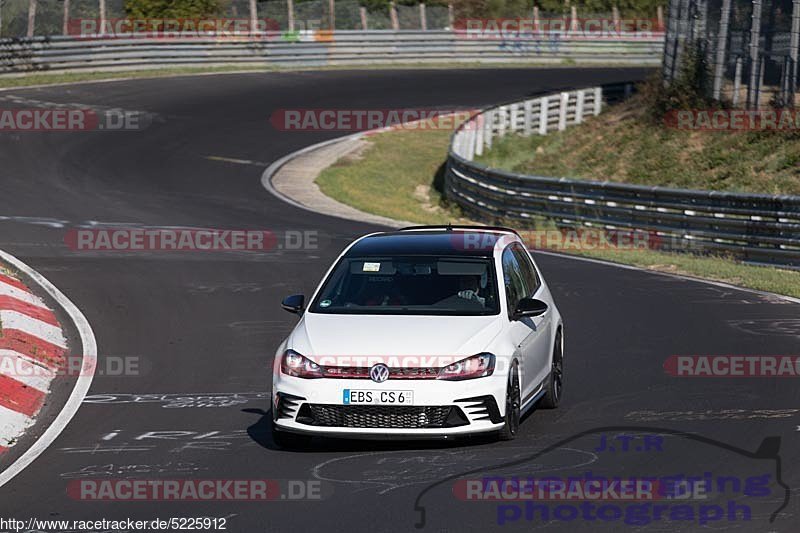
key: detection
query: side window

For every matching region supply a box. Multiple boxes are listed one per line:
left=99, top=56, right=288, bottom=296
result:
left=512, top=243, right=541, bottom=296
left=501, top=247, right=527, bottom=316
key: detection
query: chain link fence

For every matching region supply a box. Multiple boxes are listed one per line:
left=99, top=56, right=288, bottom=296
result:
left=0, top=1, right=667, bottom=38
left=664, top=0, right=800, bottom=106
left=0, top=0, right=461, bottom=37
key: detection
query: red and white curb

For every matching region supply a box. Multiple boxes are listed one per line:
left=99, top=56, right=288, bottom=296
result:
left=0, top=269, right=66, bottom=454
left=0, top=249, right=96, bottom=488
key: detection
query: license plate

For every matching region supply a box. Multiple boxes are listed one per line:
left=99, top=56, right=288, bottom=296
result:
left=343, top=389, right=414, bottom=405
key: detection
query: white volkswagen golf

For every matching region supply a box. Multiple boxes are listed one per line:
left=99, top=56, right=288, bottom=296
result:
left=271, top=226, right=563, bottom=447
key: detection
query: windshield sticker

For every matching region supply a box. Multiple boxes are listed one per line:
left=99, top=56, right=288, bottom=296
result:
left=363, top=262, right=381, bottom=272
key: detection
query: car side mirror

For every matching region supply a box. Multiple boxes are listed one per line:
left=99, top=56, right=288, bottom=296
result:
left=281, top=294, right=305, bottom=314
left=513, top=297, right=548, bottom=320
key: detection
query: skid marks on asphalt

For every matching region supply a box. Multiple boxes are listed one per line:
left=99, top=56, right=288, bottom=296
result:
left=82, top=392, right=269, bottom=409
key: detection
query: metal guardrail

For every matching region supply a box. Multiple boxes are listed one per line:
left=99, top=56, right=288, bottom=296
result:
left=447, top=85, right=800, bottom=267
left=0, top=31, right=664, bottom=74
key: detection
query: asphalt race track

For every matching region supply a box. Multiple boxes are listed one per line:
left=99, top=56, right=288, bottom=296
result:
left=0, top=68, right=798, bottom=532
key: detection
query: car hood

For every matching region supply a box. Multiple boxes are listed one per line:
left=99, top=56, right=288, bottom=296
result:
left=289, top=313, right=504, bottom=361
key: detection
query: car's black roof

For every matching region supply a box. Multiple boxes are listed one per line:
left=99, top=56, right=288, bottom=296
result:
left=344, top=230, right=516, bottom=258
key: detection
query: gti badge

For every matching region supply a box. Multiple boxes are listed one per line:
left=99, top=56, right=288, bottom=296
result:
left=369, top=363, right=390, bottom=383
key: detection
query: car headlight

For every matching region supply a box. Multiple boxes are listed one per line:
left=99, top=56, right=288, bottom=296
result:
left=281, top=349, right=324, bottom=379
left=437, top=353, right=495, bottom=381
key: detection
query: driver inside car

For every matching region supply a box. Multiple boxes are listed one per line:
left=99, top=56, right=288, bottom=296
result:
left=456, top=275, right=486, bottom=306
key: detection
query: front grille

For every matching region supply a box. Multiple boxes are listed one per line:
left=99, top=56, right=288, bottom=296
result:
left=320, top=367, right=439, bottom=379
left=296, top=404, right=469, bottom=429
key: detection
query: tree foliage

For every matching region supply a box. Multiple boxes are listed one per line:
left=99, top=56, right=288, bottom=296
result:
left=125, top=0, right=224, bottom=19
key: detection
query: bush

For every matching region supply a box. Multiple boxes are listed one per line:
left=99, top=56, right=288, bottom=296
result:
left=641, top=41, right=716, bottom=124
left=125, top=0, right=223, bottom=19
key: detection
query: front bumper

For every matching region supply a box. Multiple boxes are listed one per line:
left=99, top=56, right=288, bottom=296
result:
left=272, top=373, right=507, bottom=439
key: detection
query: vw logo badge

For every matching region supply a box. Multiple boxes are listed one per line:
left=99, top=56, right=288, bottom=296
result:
left=369, top=363, right=390, bottom=383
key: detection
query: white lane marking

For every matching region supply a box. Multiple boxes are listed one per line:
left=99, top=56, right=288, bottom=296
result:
left=0, top=248, right=97, bottom=489
left=0, top=216, right=70, bottom=229
left=206, top=155, right=270, bottom=166
left=0, top=310, right=67, bottom=348
left=0, top=405, right=34, bottom=447
left=0, top=279, right=48, bottom=308
left=531, top=249, right=800, bottom=306
left=0, top=350, right=54, bottom=393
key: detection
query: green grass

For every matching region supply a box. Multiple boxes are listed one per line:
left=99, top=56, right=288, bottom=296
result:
left=476, top=95, right=800, bottom=196
left=0, top=66, right=276, bottom=89
left=316, top=128, right=467, bottom=224
left=316, top=127, right=800, bottom=299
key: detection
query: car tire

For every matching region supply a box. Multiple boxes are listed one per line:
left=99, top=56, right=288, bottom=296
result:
left=498, top=362, right=521, bottom=441
left=539, top=330, right=563, bottom=409
left=272, top=423, right=312, bottom=450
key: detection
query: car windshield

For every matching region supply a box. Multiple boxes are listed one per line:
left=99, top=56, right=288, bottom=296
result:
left=310, top=255, right=500, bottom=315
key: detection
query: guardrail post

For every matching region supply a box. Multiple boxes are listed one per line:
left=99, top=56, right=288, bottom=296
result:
left=558, top=92, right=569, bottom=130
left=612, top=6, right=620, bottom=32
left=498, top=106, right=507, bottom=136
left=747, top=0, right=763, bottom=108
left=99, top=0, right=106, bottom=36
left=288, top=0, right=295, bottom=32
left=732, top=56, right=743, bottom=106
left=509, top=103, right=519, bottom=132
left=538, top=96, right=548, bottom=134
left=575, top=90, right=585, bottom=124
left=523, top=99, right=534, bottom=135
left=475, top=116, right=484, bottom=156
left=420, top=3, right=427, bottom=30
left=593, top=87, right=602, bottom=115
left=360, top=7, right=368, bottom=30
left=390, top=2, right=399, bottom=30
left=329, top=0, right=335, bottom=30
left=250, top=0, right=258, bottom=34
left=448, top=4, right=454, bottom=29
left=62, top=0, right=70, bottom=35
left=790, top=0, right=800, bottom=101
left=484, top=110, right=494, bottom=150
left=27, top=0, right=36, bottom=37
left=466, top=127, right=476, bottom=160
left=570, top=6, right=579, bottom=33
left=533, top=6, right=540, bottom=32
left=713, top=0, right=732, bottom=100
left=657, top=5, right=664, bottom=30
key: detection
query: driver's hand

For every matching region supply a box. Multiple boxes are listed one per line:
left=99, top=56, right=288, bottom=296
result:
left=457, top=290, right=486, bottom=305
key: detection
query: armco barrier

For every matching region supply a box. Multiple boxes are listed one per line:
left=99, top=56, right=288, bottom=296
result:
left=0, top=31, right=664, bottom=74
left=447, top=85, right=800, bottom=267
